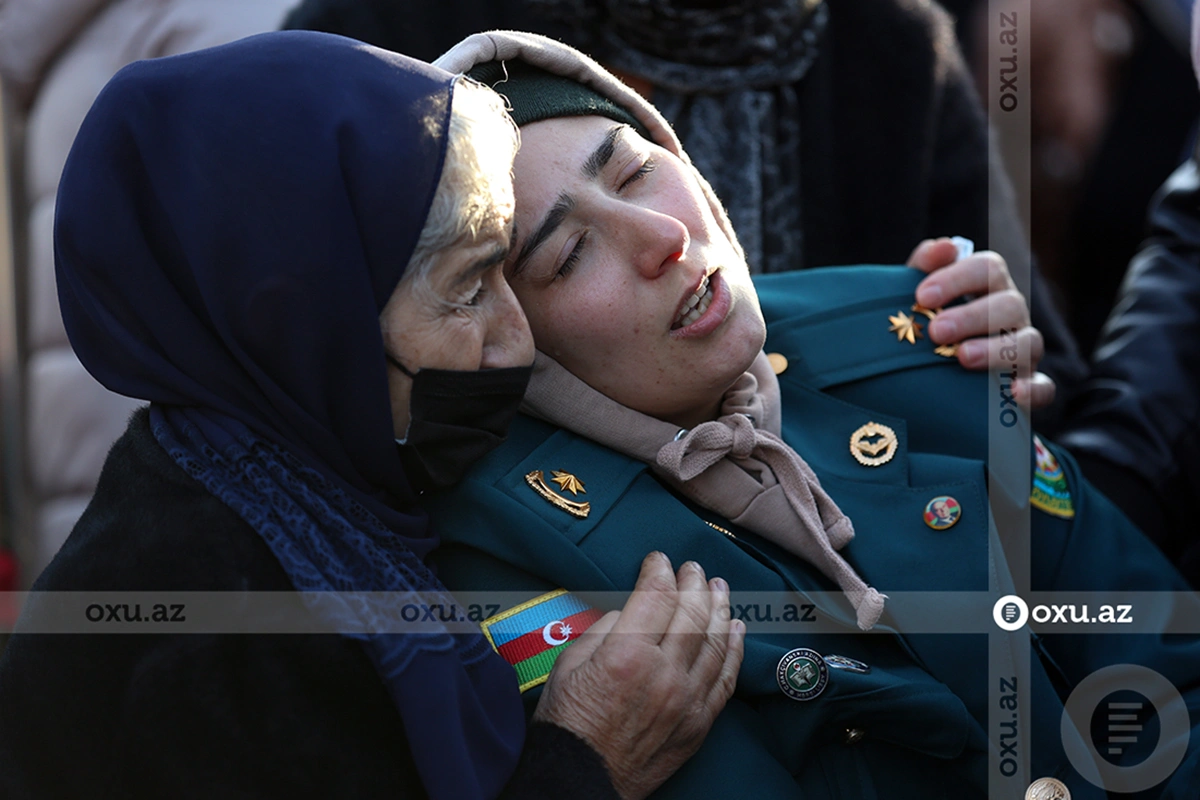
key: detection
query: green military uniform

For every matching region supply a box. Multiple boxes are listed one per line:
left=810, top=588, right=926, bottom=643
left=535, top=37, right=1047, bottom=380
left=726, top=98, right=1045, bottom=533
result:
left=428, top=266, right=1200, bottom=798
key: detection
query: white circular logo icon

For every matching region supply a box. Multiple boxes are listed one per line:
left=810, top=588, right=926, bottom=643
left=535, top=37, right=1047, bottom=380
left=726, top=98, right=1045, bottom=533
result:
left=993, top=594, right=1029, bottom=631
left=1062, top=664, right=1190, bottom=793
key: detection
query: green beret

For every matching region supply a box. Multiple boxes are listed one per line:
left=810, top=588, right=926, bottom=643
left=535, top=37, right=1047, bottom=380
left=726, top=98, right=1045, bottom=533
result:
left=466, top=60, right=648, bottom=136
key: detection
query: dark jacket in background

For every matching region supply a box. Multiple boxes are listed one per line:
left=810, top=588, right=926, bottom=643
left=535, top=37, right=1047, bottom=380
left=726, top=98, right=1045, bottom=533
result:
left=1058, top=152, right=1200, bottom=587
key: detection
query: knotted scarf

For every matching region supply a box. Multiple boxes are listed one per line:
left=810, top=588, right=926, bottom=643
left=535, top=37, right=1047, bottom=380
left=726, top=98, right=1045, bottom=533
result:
left=522, top=350, right=886, bottom=629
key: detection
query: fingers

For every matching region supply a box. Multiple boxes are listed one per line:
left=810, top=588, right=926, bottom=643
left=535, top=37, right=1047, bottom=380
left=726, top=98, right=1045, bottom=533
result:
left=660, top=562, right=715, bottom=666
left=915, top=251, right=1011, bottom=309
left=704, top=618, right=745, bottom=716
left=610, top=552, right=679, bottom=644
left=906, top=237, right=959, bottom=272
left=689, top=577, right=734, bottom=686
left=957, top=325, right=1044, bottom=375
left=1015, top=371, right=1057, bottom=410
left=927, top=289, right=1029, bottom=345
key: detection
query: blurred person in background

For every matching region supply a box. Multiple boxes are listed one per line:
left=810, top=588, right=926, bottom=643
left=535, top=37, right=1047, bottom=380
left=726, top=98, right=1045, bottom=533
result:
left=1053, top=3, right=1200, bottom=587
left=0, top=0, right=296, bottom=586
left=944, top=0, right=1200, bottom=355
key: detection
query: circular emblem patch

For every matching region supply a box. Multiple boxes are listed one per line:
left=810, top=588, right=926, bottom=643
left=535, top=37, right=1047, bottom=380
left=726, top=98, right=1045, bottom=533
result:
left=923, top=495, right=962, bottom=529
left=1025, top=776, right=1070, bottom=800
left=776, top=648, right=829, bottom=701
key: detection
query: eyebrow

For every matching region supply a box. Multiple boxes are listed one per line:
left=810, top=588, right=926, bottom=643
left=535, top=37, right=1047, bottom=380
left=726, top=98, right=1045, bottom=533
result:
left=510, top=124, right=625, bottom=279
left=454, top=221, right=515, bottom=287
left=582, top=124, right=623, bottom=179
left=510, top=195, right=573, bottom=279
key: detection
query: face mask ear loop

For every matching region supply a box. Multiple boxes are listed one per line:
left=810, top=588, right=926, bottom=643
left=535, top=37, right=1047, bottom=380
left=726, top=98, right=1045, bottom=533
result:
left=385, top=352, right=416, bottom=445
left=385, top=352, right=418, bottom=379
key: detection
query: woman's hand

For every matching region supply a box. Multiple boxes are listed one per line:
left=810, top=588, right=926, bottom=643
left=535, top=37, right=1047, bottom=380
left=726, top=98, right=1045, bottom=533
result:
left=532, top=552, right=745, bottom=800
left=907, top=238, right=1055, bottom=409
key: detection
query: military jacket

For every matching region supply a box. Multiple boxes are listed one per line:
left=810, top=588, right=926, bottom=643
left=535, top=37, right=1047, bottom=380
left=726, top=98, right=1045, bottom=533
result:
left=428, top=267, right=1200, bottom=799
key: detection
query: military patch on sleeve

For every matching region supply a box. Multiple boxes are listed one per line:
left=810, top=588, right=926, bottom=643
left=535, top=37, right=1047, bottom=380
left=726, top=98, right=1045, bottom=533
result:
left=1031, top=435, right=1075, bottom=518
left=479, top=589, right=604, bottom=692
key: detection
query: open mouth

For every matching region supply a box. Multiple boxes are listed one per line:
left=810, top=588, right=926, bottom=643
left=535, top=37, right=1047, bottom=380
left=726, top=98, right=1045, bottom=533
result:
left=671, top=274, right=716, bottom=330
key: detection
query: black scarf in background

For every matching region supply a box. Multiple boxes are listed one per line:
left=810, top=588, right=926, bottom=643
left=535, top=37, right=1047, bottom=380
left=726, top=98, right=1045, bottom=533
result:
left=531, top=0, right=828, bottom=273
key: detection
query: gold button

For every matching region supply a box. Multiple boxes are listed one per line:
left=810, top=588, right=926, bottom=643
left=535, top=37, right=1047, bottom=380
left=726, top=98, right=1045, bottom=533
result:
left=767, top=352, right=788, bottom=374
left=1025, top=777, right=1070, bottom=800
left=843, top=727, right=866, bottom=745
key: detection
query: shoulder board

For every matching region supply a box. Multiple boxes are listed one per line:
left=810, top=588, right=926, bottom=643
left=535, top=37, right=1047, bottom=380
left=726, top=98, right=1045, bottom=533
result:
left=755, top=266, right=962, bottom=389
left=480, top=589, right=603, bottom=692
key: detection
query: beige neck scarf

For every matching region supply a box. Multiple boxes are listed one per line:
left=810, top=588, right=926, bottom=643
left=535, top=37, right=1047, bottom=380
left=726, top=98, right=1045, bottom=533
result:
left=521, top=351, right=886, bottom=630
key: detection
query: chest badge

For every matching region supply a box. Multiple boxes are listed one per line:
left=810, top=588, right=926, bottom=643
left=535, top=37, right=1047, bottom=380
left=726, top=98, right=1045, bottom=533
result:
left=526, top=469, right=591, bottom=518
left=887, top=309, right=924, bottom=344
left=923, top=495, right=962, bottom=529
left=907, top=304, right=960, bottom=358
left=1025, top=777, right=1071, bottom=800
left=1031, top=436, right=1075, bottom=518
left=777, top=647, right=829, bottom=701
left=849, top=422, right=898, bottom=466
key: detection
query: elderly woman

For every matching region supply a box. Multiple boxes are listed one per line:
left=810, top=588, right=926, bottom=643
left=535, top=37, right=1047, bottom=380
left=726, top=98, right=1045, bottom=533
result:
left=0, top=31, right=744, bottom=800
left=426, top=32, right=1200, bottom=798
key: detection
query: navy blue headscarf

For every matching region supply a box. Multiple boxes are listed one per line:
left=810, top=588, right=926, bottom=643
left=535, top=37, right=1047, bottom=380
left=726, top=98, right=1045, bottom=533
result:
left=55, top=30, right=523, bottom=798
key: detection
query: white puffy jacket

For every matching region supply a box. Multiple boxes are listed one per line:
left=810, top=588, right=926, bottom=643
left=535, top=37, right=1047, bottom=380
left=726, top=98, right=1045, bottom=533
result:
left=0, top=0, right=295, bottom=583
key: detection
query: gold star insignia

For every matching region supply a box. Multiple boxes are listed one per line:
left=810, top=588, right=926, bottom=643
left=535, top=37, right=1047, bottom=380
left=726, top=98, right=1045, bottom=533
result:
left=909, top=304, right=958, bottom=357
left=550, top=470, right=586, bottom=496
left=888, top=311, right=924, bottom=344
left=526, top=471, right=591, bottom=518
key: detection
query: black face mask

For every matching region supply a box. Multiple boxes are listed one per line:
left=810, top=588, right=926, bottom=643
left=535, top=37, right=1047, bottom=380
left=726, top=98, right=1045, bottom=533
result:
left=387, top=354, right=533, bottom=493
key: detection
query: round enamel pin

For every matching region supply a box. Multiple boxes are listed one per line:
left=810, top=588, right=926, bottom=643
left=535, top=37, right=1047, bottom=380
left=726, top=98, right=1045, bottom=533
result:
left=923, top=495, right=961, bottom=530
left=776, top=648, right=828, bottom=701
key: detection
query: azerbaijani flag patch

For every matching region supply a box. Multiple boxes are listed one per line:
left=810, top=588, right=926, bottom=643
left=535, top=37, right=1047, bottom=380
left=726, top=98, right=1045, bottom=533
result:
left=480, top=589, right=603, bottom=692
left=1031, top=435, right=1074, bottom=518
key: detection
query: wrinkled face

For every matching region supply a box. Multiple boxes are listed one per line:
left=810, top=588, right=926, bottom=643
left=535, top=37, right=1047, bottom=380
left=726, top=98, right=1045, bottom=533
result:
left=506, top=116, right=766, bottom=428
left=380, top=210, right=534, bottom=437
left=933, top=500, right=950, bottom=520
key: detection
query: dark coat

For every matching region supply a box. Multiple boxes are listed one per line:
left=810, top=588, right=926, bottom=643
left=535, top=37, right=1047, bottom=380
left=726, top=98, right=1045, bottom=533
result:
left=1057, top=151, right=1200, bottom=586
left=0, top=409, right=614, bottom=800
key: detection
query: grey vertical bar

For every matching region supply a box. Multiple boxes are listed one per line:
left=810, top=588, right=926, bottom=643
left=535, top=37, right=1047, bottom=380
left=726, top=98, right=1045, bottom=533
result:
left=987, top=0, right=1032, bottom=595
left=988, top=1, right=1033, bottom=797
left=0, top=80, right=31, bottom=598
